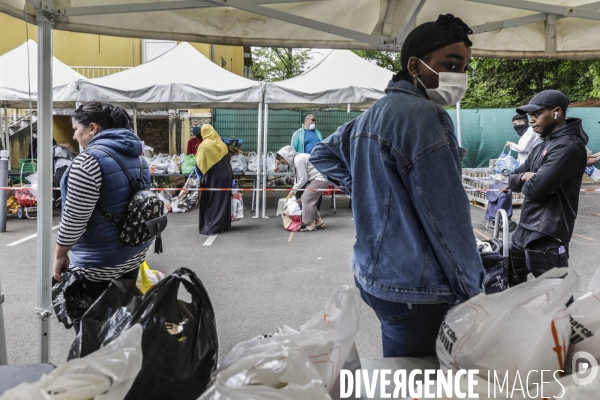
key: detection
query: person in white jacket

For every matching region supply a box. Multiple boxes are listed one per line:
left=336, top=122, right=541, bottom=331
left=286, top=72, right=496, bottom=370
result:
left=505, top=114, right=541, bottom=166
left=276, top=145, right=329, bottom=231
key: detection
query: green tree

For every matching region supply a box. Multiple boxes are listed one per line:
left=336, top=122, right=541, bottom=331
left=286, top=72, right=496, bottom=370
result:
left=351, top=50, right=401, bottom=72
left=251, top=48, right=312, bottom=81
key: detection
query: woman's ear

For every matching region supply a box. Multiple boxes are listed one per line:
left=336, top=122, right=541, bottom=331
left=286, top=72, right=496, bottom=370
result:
left=407, top=56, right=420, bottom=77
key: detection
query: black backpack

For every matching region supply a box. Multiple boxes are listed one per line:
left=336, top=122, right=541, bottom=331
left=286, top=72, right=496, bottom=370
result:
left=93, top=148, right=167, bottom=254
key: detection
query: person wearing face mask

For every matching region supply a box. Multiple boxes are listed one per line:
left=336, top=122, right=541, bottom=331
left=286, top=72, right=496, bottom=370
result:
left=309, top=14, right=485, bottom=357
left=508, top=90, right=588, bottom=285
left=291, top=113, right=323, bottom=154
left=186, top=127, right=204, bottom=155
left=505, top=114, right=541, bottom=166
left=27, top=125, right=57, bottom=159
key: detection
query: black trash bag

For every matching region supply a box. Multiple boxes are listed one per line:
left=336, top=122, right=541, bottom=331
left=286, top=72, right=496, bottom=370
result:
left=479, top=238, right=511, bottom=294
left=69, top=267, right=218, bottom=400
left=51, top=270, right=94, bottom=329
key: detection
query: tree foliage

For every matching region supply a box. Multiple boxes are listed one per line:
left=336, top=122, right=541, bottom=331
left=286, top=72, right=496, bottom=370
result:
left=251, top=48, right=312, bottom=81
left=351, top=51, right=600, bottom=108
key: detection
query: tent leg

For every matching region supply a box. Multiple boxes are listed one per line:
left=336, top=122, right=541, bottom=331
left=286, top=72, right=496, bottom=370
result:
left=261, top=103, right=269, bottom=218
left=456, top=101, right=462, bottom=147
left=2, top=105, right=8, bottom=156
left=133, top=105, right=138, bottom=135
left=252, top=102, right=262, bottom=218
left=36, top=12, right=54, bottom=365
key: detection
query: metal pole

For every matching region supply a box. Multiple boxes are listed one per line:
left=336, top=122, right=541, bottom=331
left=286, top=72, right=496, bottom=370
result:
left=0, top=104, right=4, bottom=151
left=253, top=102, right=262, bottom=218
left=133, top=105, right=138, bottom=135
left=36, top=10, right=54, bottom=364
left=3, top=105, right=8, bottom=156
left=456, top=101, right=462, bottom=147
left=0, top=149, right=8, bottom=364
left=261, top=103, right=269, bottom=218
left=0, top=150, right=8, bottom=233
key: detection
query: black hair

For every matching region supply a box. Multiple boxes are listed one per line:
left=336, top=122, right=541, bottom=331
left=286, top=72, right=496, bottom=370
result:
left=394, top=53, right=433, bottom=82
left=72, top=101, right=132, bottom=132
left=303, top=113, right=315, bottom=121
left=512, top=114, right=528, bottom=123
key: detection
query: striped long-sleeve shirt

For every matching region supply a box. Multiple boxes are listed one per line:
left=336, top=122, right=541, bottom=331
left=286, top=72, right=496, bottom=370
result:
left=57, top=153, right=146, bottom=282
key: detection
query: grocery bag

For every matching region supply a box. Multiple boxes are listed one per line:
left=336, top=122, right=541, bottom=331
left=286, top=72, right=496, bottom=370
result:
left=281, top=196, right=302, bottom=231
left=52, top=270, right=94, bottom=329
left=69, top=268, right=218, bottom=400
left=230, top=154, right=248, bottom=173
left=209, top=286, right=361, bottom=398
left=181, top=154, right=197, bottom=175
left=437, top=268, right=578, bottom=383
left=136, top=261, right=165, bottom=294
left=199, top=340, right=332, bottom=400
left=494, top=148, right=519, bottom=176
left=568, top=266, right=600, bottom=365
left=247, top=152, right=258, bottom=172
left=0, top=325, right=143, bottom=400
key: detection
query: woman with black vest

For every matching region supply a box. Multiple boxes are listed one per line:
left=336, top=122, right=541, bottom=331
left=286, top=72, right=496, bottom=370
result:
left=52, top=101, right=152, bottom=301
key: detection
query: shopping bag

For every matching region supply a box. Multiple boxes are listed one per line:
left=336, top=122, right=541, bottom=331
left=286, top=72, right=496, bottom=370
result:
left=568, top=267, right=600, bottom=365
left=211, top=286, right=361, bottom=398
left=181, top=154, right=197, bottom=175
left=52, top=270, right=94, bottom=329
left=494, top=148, right=519, bottom=176
left=136, top=261, right=165, bottom=294
left=200, top=340, right=332, bottom=400
left=0, top=324, right=143, bottom=400
left=246, top=152, right=258, bottom=172
left=231, top=180, right=244, bottom=221
left=437, top=268, right=578, bottom=384
left=266, top=152, right=277, bottom=173
left=285, top=196, right=301, bottom=216
left=230, top=154, right=248, bottom=173
left=69, top=268, right=218, bottom=400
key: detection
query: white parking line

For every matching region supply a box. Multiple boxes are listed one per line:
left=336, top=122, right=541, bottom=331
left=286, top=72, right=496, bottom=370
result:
left=203, top=234, right=218, bottom=246
left=6, top=224, right=61, bottom=247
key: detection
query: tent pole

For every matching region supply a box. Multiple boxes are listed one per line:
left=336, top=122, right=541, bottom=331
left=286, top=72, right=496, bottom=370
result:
left=456, top=101, right=462, bottom=147
left=36, top=10, right=54, bottom=364
left=0, top=104, right=4, bottom=151
left=3, top=105, right=8, bottom=155
left=261, top=103, right=269, bottom=218
left=133, top=105, right=138, bottom=135
left=253, top=102, right=262, bottom=218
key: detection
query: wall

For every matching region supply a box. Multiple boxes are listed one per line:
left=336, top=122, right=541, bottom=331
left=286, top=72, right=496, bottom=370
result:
left=53, top=116, right=77, bottom=149
left=137, top=119, right=170, bottom=154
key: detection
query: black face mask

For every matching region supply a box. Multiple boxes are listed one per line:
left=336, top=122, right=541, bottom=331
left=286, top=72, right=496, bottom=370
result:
left=514, top=125, right=528, bottom=137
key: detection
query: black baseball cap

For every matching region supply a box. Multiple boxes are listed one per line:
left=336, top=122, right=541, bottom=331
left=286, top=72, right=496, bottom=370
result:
left=516, top=90, right=569, bottom=115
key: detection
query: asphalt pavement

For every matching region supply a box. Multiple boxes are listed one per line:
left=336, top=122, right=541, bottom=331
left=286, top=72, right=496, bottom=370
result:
left=1, top=187, right=599, bottom=366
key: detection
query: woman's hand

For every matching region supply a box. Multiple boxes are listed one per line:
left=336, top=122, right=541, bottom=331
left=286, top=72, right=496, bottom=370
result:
left=588, top=157, right=599, bottom=167
left=505, top=141, right=512, bottom=147
left=53, top=244, right=72, bottom=281
left=289, top=189, right=296, bottom=198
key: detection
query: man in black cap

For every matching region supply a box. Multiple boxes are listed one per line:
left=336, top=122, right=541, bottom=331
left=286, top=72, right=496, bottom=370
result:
left=508, top=90, right=588, bottom=284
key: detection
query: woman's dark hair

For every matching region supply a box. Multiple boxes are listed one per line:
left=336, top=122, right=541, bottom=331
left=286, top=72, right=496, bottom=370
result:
left=72, top=101, right=132, bottom=131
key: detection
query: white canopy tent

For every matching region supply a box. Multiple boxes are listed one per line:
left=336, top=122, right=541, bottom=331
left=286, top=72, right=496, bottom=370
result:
left=77, top=42, right=263, bottom=109
left=3, top=1, right=600, bottom=58
left=0, top=40, right=85, bottom=108
left=265, top=49, right=392, bottom=108
left=3, top=0, right=600, bottom=364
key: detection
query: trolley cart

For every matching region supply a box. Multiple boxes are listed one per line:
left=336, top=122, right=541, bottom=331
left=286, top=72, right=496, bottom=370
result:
left=480, top=208, right=512, bottom=294
left=16, top=160, right=38, bottom=219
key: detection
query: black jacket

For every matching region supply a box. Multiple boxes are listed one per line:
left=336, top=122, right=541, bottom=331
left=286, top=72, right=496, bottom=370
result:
left=509, top=118, right=588, bottom=244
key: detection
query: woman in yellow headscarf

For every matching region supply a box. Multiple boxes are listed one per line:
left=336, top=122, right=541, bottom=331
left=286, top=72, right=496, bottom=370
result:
left=195, top=124, right=232, bottom=235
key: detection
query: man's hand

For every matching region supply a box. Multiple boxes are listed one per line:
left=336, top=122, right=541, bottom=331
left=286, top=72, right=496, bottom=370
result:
left=520, top=172, right=535, bottom=182
left=505, top=141, right=513, bottom=147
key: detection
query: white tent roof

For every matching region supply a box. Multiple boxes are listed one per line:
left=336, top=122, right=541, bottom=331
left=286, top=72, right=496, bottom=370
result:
left=265, top=50, right=392, bottom=108
left=76, top=42, right=263, bottom=109
left=0, top=40, right=85, bottom=108
left=3, top=1, right=600, bottom=59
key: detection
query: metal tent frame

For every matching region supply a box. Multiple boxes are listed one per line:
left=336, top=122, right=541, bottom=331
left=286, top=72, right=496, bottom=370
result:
left=4, top=0, right=600, bottom=363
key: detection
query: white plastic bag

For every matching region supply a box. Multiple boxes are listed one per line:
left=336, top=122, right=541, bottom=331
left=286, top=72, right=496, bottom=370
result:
left=266, top=152, right=277, bottom=173
left=568, top=267, right=600, bottom=365
left=166, top=158, right=180, bottom=174
left=0, top=324, right=143, bottom=400
left=246, top=152, right=258, bottom=172
left=199, top=340, right=332, bottom=400
left=437, top=268, right=578, bottom=383
left=230, top=154, right=248, bottom=173
left=284, top=196, right=301, bottom=217
left=211, top=286, right=361, bottom=397
left=157, top=190, right=173, bottom=213
left=150, top=154, right=168, bottom=174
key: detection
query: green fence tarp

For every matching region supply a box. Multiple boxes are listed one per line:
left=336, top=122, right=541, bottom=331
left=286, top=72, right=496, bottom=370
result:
left=214, top=108, right=600, bottom=168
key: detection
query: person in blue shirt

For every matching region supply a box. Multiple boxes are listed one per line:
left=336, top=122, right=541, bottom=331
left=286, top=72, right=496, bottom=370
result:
left=291, top=113, right=323, bottom=154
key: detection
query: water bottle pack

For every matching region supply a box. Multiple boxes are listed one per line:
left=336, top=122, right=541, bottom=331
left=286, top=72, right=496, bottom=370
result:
left=494, top=148, right=519, bottom=176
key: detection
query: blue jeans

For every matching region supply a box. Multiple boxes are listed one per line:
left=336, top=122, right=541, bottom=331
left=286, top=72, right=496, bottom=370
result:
left=355, top=278, right=451, bottom=357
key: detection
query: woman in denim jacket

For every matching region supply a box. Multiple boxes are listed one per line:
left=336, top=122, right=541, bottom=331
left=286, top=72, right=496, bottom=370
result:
left=310, top=15, right=485, bottom=357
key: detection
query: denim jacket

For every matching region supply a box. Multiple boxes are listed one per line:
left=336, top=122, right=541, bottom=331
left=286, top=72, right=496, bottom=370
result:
left=310, top=79, right=484, bottom=304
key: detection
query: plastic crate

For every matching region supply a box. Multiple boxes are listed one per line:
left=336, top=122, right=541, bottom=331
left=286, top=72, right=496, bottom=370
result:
left=19, top=159, right=38, bottom=184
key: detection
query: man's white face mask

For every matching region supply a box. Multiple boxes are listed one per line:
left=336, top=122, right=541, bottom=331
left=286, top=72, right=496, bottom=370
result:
left=417, top=59, right=468, bottom=107
left=308, top=123, right=316, bottom=130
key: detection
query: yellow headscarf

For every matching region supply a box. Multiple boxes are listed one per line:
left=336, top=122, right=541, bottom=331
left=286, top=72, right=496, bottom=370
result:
left=195, top=124, right=229, bottom=175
